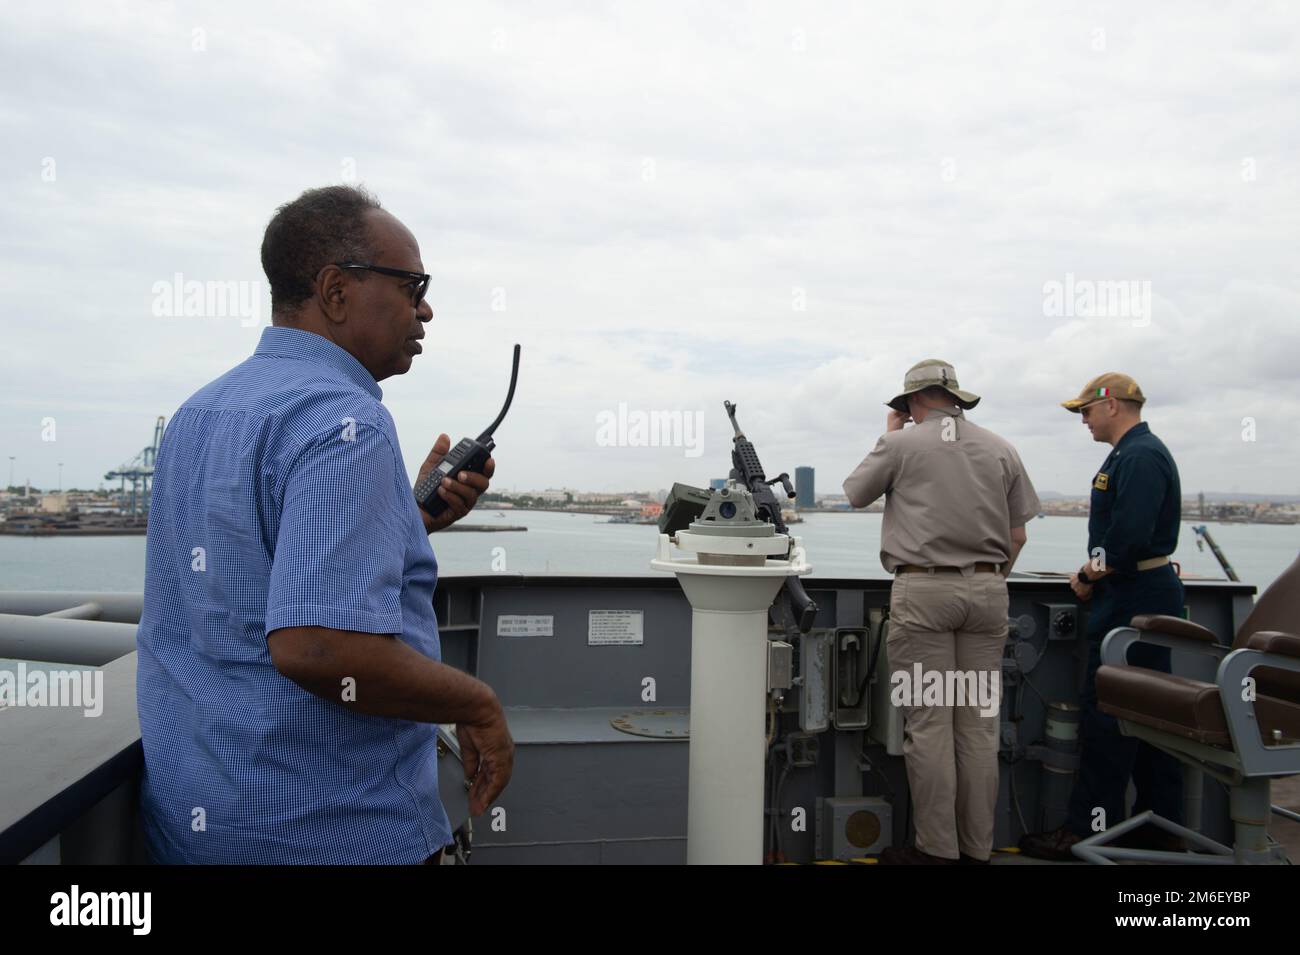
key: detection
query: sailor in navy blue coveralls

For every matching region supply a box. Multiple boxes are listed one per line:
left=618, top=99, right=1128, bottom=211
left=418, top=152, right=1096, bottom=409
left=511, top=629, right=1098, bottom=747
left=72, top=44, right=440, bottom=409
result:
left=1066, top=419, right=1185, bottom=837
left=1019, top=375, right=1186, bottom=859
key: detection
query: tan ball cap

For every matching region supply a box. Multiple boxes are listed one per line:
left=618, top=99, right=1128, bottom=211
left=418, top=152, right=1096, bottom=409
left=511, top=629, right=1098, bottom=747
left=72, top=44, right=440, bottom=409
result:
left=1062, top=372, right=1146, bottom=412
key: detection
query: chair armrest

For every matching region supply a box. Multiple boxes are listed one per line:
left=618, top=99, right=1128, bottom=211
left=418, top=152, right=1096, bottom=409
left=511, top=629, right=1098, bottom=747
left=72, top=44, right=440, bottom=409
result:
left=1244, top=631, right=1300, bottom=658
left=1216, top=648, right=1300, bottom=776
left=1101, top=622, right=1232, bottom=667
left=1130, top=614, right=1219, bottom=643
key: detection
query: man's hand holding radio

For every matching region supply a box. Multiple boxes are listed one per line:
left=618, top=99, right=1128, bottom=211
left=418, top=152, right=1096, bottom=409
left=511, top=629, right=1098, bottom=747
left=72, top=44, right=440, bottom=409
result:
left=416, top=432, right=495, bottom=533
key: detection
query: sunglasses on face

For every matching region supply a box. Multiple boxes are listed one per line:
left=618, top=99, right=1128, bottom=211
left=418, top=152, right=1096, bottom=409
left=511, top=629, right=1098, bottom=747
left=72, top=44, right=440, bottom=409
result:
left=1079, top=398, right=1111, bottom=420
left=336, top=262, right=431, bottom=306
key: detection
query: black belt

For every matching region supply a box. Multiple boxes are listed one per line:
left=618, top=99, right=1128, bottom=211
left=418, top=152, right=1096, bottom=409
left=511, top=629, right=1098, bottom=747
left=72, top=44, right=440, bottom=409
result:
left=895, top=563, right=1002, bottom=575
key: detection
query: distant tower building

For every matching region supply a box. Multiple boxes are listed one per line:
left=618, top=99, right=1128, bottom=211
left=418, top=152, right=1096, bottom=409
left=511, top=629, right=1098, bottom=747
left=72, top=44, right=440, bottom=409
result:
left=795, top=467, right=815, bottom=509
left=1198, top=492, right=1205, bottom=518
left=709, top=478, right=727, bottom=490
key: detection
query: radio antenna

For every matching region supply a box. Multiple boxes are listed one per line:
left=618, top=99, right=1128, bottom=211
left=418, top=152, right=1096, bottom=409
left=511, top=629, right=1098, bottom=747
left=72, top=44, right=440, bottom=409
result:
left=477, top=344, right=521, bottom=442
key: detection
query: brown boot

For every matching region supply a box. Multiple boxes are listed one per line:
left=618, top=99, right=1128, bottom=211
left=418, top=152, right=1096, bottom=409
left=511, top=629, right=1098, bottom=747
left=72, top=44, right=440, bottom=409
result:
left=879, top=845, right=958, bottom=865
left=1017, top=826, right=1084, bottom=861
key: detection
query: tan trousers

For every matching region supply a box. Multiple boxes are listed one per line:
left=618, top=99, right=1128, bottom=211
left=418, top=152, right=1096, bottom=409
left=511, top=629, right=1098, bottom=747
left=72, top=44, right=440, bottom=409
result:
left=886, top=571, right=1009, bottom=860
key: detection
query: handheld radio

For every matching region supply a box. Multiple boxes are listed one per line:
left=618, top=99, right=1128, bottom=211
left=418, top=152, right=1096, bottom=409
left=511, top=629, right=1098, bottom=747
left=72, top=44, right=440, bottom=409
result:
left=415, top=344, right=521, bottom=518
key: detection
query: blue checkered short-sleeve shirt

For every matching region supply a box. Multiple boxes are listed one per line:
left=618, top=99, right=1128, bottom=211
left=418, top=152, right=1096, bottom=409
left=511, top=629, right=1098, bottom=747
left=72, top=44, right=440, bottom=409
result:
left=136, top=325, right=451, bottom=864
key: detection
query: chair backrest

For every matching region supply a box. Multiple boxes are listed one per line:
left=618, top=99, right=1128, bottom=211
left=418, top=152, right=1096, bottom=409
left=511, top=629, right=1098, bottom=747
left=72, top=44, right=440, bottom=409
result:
left=1233, top=554, right=1300, bottom=650
left=1233, top=554, right=1300, bottom=705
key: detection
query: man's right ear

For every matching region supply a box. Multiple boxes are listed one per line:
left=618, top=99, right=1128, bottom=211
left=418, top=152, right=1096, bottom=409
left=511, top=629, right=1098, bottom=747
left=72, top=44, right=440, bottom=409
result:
left=317, top=265, right=349, bottom=323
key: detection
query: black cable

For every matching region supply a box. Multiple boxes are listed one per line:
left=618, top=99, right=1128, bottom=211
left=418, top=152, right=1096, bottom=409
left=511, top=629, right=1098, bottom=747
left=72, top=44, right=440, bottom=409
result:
left=845, top=624, right=884, bottom=710
left=1021, top=672, right=1050, bottom=708
left=773, top=758, right=792, bottom=863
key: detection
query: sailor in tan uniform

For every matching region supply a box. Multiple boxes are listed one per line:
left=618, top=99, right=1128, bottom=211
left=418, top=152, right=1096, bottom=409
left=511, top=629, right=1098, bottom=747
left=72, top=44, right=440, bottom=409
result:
left=843, top=359, right=1040, bottom=864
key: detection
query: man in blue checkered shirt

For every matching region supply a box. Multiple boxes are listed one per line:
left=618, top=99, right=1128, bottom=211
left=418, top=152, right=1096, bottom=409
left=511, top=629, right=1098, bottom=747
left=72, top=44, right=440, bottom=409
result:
left=136, top=185, right=514, bottom=864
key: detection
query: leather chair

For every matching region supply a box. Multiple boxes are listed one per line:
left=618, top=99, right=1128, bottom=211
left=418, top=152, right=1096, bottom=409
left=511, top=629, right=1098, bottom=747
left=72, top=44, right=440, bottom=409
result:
left=1074, top=555, right=1300, bottom=864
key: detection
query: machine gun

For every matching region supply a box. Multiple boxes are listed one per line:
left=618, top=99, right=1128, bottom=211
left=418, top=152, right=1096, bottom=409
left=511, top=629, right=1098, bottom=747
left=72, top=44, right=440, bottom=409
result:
left=724, top=400, right=819, bottom=633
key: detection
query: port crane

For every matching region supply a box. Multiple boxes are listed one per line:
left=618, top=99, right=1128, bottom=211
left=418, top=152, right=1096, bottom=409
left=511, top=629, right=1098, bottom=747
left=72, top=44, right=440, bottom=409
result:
left=104, top=416, right=166, bottom=519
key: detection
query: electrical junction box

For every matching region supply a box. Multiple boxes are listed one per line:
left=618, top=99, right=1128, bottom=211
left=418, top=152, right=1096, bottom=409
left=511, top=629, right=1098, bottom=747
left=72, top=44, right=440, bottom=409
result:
left=833, top=628, right=871, bottom=729
left=817, top=796, right=892, bottom=860
left=795, top=630, right=833, bottom=734
left=768, top=640, right=793, bottom=691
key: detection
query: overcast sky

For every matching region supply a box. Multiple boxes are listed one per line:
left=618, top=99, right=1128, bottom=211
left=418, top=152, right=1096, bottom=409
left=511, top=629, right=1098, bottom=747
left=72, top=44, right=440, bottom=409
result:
left=2, top=1, right=1297, bottom=499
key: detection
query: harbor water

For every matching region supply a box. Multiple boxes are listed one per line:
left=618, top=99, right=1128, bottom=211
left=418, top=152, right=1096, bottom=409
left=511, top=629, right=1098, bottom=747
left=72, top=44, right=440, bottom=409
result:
left=1, top=512, right=1295, bottom=595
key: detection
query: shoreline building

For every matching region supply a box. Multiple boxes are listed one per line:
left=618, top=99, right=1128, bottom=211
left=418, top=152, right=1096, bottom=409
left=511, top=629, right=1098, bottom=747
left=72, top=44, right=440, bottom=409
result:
left=795, top=466, right=814, bottom=509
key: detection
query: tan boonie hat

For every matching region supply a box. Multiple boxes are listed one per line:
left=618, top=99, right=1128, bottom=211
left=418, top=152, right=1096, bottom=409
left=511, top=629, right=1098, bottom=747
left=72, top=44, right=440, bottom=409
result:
left=1061, top=372, right=1146, bottom=412
left=886, top=359, right=981, bottom=413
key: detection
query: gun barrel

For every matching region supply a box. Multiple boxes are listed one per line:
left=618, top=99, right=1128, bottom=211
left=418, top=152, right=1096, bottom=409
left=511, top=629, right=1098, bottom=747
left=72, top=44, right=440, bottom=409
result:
left=723, top=400, right=745, bottom=439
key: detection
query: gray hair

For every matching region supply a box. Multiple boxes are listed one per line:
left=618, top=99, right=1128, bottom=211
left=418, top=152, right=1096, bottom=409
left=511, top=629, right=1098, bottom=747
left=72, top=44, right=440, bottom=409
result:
left=260, top=184, right=383, bottom=314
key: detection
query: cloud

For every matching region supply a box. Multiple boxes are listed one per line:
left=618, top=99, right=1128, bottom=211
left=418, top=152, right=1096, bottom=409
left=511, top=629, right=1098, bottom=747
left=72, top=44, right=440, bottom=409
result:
left=1, top=1, right=1296, bottom=498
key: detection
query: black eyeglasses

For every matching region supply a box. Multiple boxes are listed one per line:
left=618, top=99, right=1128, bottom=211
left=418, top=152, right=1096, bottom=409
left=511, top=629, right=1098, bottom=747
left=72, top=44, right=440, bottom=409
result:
left=336, top=262, right=431, bottom=306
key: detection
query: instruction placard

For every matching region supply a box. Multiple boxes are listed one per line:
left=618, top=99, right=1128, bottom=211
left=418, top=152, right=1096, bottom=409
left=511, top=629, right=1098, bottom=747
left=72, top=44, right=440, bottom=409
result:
left=588, top=609, right=644, bottom=646
left=496, top=614, right=554, bottom=637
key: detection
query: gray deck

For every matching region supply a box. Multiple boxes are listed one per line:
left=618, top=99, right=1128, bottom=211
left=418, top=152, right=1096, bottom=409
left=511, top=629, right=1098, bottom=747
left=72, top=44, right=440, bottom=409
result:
left=1, top=573, right=1283, bottom=865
